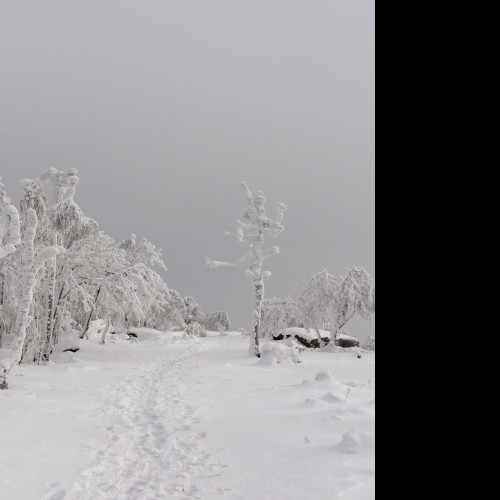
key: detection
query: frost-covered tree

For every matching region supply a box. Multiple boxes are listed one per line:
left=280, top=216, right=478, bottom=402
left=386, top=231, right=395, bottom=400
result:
left=19, top=178, right=50, bottom=242
left=16, top=171, right=92, bottom=359
left=202, top=311, right=231, bottom=333
left=185, top=321, right=207, bottom=337
left=1, top=209, right=63, bottom=389
left=74, top=236, right=140, bottom=338
left=206, top=183, right=286, bottom=357
left=38, top=170, right=102, bottom=347
left=46, top=169, right=99, bottom=249
left=63, top=232, right=173, bottom=339
left=160, top=289, right=188, bottom=331
left=261, top=297, right=303, bottom=339
left=117, top=233, right=173, bottom=331
left=299, top=267, right=375, bottom=348
left=0, top=168, right=200, bottom=381
left=0, top=254, right=18, bottom=349
left=184, top=296, right=205, bottom=326
left=299, top=270, right=343, bottom=346
left=0, top=178, right=10, bottom=209
left=332, top=267, right=375, bottom=335
left=119, top=233, right=167, bottom=271
left=41, top=167, right=79, bottom=206
left=0, top=179, right=21, bottom=349
left=18, top=176, right=58, bottom=361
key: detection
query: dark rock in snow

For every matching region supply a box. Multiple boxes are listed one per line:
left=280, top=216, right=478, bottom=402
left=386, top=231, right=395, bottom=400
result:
left=273, top=328, right=331, bottom=348
left=294, top=335, right=331, bottom=349
left=273, top=328, right=360, bottom=349
left=335, top=335, right=360, bottom=348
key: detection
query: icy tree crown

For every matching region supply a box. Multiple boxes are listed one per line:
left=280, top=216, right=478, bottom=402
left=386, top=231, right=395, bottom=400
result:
left=205, top=182, right=286, bottom=280
left=40, top=168, right=80, bottom=206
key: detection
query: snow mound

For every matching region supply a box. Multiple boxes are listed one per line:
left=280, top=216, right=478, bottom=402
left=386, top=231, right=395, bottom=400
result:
left=259, top=342, right=301, bottom=365
left=110, top=332, right=133, bottom=343
left=54, top=335, right=82, bottom=353
left=86, top=319, right=112, bottom=340
left=301, top=397, right=333, bottom=408
left=320, top=392, right=346, bottom=404
left=336, top=430, right=375, bottom=454
left=315, top=370, right=334, bottom=381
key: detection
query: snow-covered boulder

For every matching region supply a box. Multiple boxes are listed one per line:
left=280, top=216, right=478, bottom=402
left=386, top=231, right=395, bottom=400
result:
left=260, top=341, right=302, bottom=364
left=274, top=327, right=331, bottom=348
left=335, top=333, right=360, bottom=348
left=273, top=328, right=360, bottom=349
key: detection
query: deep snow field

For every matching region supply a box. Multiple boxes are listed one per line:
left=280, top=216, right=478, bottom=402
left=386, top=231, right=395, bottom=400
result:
left=0, top=328, right=375, bottom=500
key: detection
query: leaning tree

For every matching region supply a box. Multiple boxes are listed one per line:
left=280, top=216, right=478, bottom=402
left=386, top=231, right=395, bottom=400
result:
left=206, top=182, right=286, bottom=357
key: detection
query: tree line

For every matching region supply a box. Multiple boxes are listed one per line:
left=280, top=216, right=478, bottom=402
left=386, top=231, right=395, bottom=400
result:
left=1, top=172, right=375, bottom=388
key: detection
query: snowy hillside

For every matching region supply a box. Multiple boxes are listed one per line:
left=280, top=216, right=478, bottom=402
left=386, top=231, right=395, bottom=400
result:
left=0, top=329, right=375, bottom=500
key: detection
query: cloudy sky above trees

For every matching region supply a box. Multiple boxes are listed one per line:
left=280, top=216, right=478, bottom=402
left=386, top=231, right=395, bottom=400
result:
left=0, top=0, right=374, bottom=336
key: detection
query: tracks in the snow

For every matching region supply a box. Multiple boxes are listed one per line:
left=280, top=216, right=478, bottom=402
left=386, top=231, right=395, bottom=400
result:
left=44, top=339, right=221, bottom=500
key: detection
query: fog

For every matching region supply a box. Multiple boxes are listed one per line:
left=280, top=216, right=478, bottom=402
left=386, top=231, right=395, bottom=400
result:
left=1, top=1, right=374, bottom=339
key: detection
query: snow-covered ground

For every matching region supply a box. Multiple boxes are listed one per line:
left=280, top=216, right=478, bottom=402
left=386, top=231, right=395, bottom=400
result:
left=0, top=329, right=375, bottom=500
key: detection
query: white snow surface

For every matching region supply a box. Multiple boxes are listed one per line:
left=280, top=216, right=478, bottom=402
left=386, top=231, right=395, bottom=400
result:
left=0, top=329, right=375, bottom=500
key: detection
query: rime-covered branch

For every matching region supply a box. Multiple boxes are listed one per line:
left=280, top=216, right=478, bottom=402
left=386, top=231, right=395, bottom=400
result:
left=0, top=205, right=21, bottom=260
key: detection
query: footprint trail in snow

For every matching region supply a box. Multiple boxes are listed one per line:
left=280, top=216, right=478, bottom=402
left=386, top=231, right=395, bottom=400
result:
left=44, top=340, right=222, bottom=500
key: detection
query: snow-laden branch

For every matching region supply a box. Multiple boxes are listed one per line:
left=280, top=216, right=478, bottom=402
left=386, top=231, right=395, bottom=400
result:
left=34, top=246, right=65, bottom=268
left=205, top=256, right=234, bottom=269
left=0, top=204, right=21, bottom=260
left=119, top=234, right=168, bottom=271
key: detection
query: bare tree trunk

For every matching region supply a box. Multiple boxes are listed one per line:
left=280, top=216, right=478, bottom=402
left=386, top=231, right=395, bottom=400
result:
left=250, top=277, right=264, bottom=358
left=43, top=251, right=57, bottom=360
left=80, top=286, right=101, bottom=339
left=52, top=282, right=65, bottom=342
left=334, top=305, right=356, bottom=342
left=310, top=317, right=327, bottom=349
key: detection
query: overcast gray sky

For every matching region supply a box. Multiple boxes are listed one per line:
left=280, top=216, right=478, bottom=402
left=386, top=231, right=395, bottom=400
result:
left=1, top=0, right=375, bottom=339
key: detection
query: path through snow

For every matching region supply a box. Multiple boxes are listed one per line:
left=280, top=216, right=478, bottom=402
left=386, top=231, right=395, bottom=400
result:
left=2, top=331, right=375, bottom=500
left=44, top=338, right=222, bottom=500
